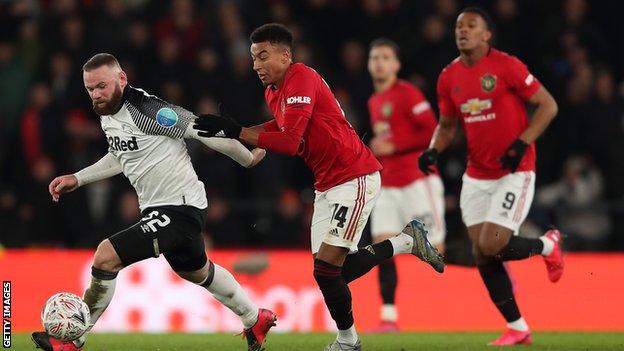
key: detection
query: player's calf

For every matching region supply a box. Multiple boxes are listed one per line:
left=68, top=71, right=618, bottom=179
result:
left=85, top=239, right=122, bottom=324
left=82, top=266, right=118, bottom=332
left=341, top=240, right=394, bottom=283
left=476, top=223, right=544, bottom=260
left=313, top=258, right=362, bottom=347
left=341, top=220, right=444, bottom=284
left=195, top=261, right=263, bottom=331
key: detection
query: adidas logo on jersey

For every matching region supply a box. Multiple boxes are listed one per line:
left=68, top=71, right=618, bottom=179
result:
left=108, top=136, right=139, bottom=151
left=215, top=130, right=226, bottom=137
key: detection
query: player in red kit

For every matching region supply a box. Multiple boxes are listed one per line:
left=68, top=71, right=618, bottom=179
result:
left=194, top=23, right=444, bottom=351
left=418, top=8, right=563, bottom=346
left=367, top=38, right=445, bottom=332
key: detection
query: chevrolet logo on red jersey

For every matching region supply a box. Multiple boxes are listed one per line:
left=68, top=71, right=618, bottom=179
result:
left=286, top=96, right=311, bottom=104
left=460, top=98, right=492, bottom=115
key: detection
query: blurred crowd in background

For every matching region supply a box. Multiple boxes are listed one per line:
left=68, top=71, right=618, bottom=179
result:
left=1, top=0, right=623, bottom=255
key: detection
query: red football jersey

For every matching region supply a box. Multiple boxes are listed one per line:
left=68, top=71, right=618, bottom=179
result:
left=368, top=80, right=437, bottom=187
left=437, top=49, right=541, bottom=179
left=259, top=63, right=381, bottom=191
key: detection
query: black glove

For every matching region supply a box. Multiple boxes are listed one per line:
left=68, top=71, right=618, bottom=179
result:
left=418, top=148, right=438, bottom=175
left=500, top=139, right=529, bottom=172
left=193, top=104, right=242, bottom=139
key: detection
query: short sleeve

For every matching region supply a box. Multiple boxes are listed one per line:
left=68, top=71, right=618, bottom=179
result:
left=505, top=55, right=541, bottom=100
left=436, top=70, right=458, bottom=117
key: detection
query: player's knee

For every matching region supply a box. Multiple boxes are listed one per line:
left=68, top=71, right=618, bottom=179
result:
left=313, top=258, right=341, bottom=285
left=176, top=262, right=210, bottom=284
left=93, top=240, right=123, bottom=272
left=315, top=243, right=348, bottom=266
left=478, top=240, right=503, bottom=257
left=176, top=271, right=200, bottom=284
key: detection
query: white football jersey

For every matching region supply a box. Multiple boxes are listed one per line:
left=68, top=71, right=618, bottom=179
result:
left=100, top=86, right=207, bottom=211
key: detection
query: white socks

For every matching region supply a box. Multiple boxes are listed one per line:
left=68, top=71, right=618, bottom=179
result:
left=75, top=269, right=118, bottom=347
left=388, top=233, right=414, bottom=256
left=337, top=324, right=358, bottom=345
left=381, top=304, right=398, bottom=322
left=540, top=236, right=555, bottom=256
left=507, top=317, right=529, bottom=332
left=200, top=263, right=259, bottom=328
left=84, top=277, right=117, bottom=327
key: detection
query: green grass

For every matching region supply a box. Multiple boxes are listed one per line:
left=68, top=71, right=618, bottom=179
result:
left=11, top=332, right=624, bottom=350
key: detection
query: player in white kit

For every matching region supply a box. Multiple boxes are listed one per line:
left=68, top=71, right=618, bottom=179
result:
left=31, top=53, right=276, bottom=351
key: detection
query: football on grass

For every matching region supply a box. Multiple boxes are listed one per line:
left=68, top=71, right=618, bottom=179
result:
left=41, top=292, right=90, bottom=341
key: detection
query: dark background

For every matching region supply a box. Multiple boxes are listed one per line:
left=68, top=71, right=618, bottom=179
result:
left=1, top=0, right=623, bottom=255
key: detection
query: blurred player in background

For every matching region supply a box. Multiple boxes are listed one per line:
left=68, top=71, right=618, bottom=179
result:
left=193, top=23, right=444, bottom=351
left=367, top=38, right=445, bottom=332
left=419, top=7, right=563, bottom=346
left=32, top=53, right=275, bottom=351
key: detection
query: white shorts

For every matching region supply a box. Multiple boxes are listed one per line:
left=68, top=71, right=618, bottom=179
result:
left=460, top=171, right=535, bottom=233
left=311, top=172, right=381, bottom=254
left=371, top=175, right=446, bottom=245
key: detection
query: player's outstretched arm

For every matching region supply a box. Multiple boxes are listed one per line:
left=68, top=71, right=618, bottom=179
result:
left=249, top=148, right=266, bottom=167
left=187, top=126, right=262, bottom=168
left=49, top=153, right=122, bottom=202
left=239, top=124, right=272, bottom=146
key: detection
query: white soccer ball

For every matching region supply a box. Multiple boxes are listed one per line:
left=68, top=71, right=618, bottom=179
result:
left=41, top=292, right=90, bottom=341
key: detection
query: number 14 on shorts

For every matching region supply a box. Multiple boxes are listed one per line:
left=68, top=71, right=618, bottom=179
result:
left=331, top=204, right=349, bottom=228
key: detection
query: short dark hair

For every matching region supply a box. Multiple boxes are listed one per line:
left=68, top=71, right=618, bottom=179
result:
left=369, top=38, right=400, bottom=59
left=460, top=7, right=496, bottom=32
left=250, top=23, right=293, bottom=49
left=82, top=53, right=121, bottom=71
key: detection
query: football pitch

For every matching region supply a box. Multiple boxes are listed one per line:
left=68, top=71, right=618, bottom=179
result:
left=11, top=332, right=624, bottom=350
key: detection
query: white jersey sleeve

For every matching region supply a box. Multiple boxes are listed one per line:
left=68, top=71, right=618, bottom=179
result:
left=184, top=126, right=253, bottom=167
left=124, top=86, right=254, bottom=167
left=74, top=152, right=122, bottom=187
